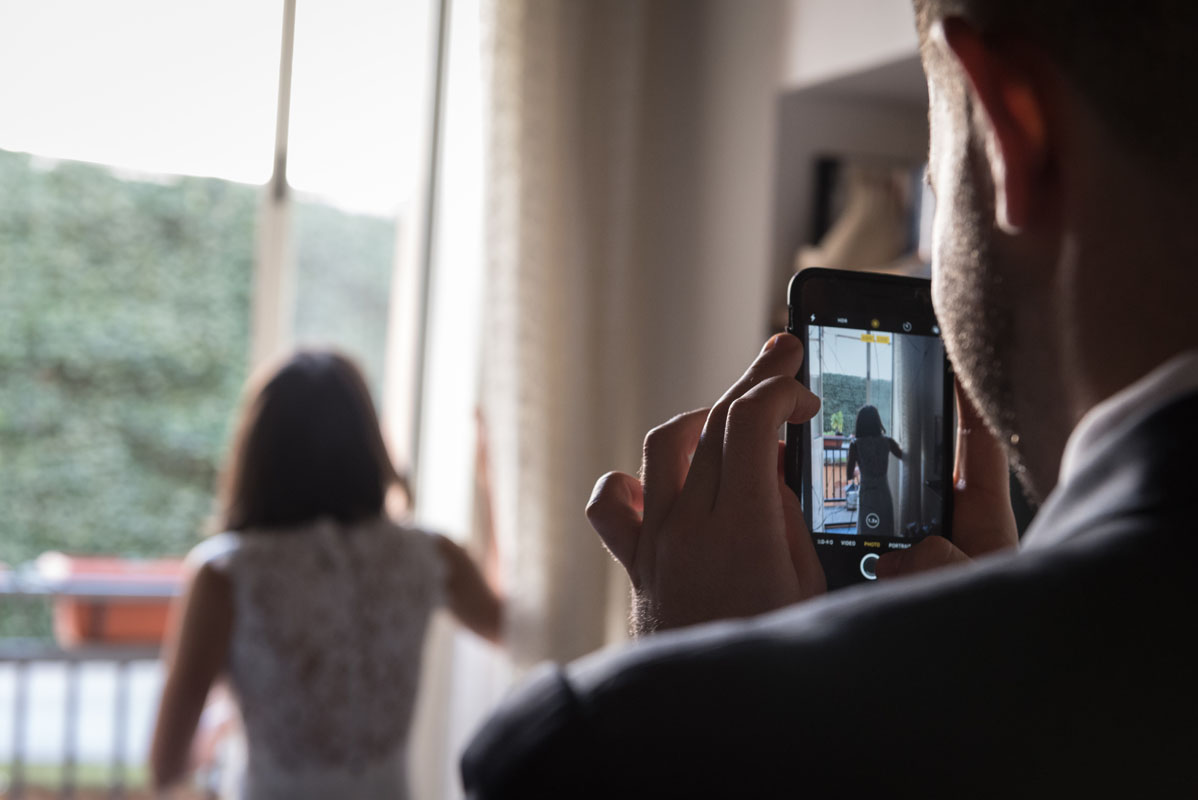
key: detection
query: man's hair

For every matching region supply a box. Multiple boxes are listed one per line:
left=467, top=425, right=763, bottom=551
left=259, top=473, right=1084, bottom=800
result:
left=913, top=0, right=1198, bottom=169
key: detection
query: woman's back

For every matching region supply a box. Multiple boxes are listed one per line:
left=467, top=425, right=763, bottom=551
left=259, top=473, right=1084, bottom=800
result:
left=153, top=352, right=502, bottom=798
left=192, top=516, right=443, bottom=799
left=854, top=435, right=898, bottom=481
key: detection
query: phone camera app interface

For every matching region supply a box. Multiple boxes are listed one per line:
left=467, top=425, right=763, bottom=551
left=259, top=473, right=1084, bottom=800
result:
left=805, top=322, right=948, bottom=585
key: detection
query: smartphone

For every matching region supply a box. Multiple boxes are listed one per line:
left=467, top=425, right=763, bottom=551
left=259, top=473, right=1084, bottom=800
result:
left=785, top=268, right=954, bottom=591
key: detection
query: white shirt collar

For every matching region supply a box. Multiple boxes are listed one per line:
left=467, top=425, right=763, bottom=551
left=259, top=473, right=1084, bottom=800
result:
left=1058, top=350, right=1198, bottom=487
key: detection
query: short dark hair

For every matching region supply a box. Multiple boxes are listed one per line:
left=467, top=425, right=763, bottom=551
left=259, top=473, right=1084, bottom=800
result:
left=218, top=350, right=408, bottom=531
left=855, top=405, right=885, bottom=438
left=913, top=0, right=1198, bottom=170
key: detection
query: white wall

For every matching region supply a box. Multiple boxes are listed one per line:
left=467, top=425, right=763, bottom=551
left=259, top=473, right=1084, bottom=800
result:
left=651, top=0, right=928, bottom=417
left=780, top=0, right=920, bottom=90
left=497, top=0, right=928, bottom=447
left=639, top=0, right=790, bottom=419
left=770, top=91, right=930, bottom=298
left=609, top=0, right=930, bottom=439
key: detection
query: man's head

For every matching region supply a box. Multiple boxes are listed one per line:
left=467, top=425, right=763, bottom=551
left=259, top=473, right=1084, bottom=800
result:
left=915, top=0, right=1198, bottom=502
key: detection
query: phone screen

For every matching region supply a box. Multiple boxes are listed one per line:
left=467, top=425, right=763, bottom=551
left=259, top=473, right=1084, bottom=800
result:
left=786, top=269, right=953, bottom=590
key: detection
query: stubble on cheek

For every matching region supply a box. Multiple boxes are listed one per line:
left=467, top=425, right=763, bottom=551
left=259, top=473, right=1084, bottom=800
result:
left=932, top=141, right=1038, bottom=500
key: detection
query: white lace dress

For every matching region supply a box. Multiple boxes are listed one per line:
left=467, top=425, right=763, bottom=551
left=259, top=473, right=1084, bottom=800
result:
left=187, top=517, right=445, bottom=800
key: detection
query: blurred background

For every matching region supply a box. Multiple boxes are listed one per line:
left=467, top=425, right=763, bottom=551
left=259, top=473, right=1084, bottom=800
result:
left=0, top=0, right=930, bottom=797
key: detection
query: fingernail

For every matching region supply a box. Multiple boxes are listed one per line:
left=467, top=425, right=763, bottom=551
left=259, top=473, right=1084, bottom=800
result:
left=762, top=333, right=785, bottom=354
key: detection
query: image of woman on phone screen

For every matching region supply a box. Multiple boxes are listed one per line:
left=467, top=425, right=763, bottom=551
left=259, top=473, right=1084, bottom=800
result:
left=846, top=404, right=903, bottom=538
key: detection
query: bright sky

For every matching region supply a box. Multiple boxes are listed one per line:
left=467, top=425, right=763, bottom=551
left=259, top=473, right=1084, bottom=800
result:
left=813, top=326, right=894, bottom=381
left=0, top=0, right=432, bottom=216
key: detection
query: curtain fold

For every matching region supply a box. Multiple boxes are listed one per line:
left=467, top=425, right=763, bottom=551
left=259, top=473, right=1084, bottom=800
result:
left=405, top=1, right=787, bottom=793
left=482, top=0, right=651, bottom=665
left=480, top=0, right=787, bottom=665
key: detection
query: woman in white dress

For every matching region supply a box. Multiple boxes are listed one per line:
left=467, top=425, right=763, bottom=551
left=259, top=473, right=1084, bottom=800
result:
left=150, top=351, right=503, bottom=799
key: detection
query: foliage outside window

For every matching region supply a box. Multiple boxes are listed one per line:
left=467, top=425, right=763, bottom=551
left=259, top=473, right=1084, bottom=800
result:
left=0, top=149, right=395, bottom=638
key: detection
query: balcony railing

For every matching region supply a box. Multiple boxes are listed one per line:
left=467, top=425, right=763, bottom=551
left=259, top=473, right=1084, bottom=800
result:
left=822, top=435, right=851, bottom=503
left=0, top=639, right=160, bottom=800
left=1, top=564, right=180, bottom=799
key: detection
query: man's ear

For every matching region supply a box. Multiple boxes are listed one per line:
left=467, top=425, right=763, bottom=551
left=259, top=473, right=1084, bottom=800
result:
left=936, top=17, right=1051, bottom=233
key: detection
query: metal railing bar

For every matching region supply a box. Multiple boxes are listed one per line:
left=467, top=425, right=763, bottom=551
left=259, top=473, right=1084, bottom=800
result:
left=62, top=659, right=79, bottom=799
left=11, top=657, right=28, bottom=800
left=0, top=578, right=180, bottom=600
left=2, top=644, right=160, bottom=798
left=110, top=660, right=130, bottom=800
left=0, top=640, right=160, bottom=662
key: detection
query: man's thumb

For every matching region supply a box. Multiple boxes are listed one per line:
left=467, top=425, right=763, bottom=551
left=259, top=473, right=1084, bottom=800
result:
left=875, top=535, right=968, bottom=579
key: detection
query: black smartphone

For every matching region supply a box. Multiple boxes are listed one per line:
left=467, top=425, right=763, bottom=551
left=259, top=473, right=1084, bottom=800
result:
left=785, top=268, right=954, bottom=591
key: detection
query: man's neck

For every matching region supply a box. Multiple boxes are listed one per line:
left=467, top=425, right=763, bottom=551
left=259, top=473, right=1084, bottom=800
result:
left=1020, top=165, right=1198, bottom=502
left=1066, top=191, right=1198, bottom=422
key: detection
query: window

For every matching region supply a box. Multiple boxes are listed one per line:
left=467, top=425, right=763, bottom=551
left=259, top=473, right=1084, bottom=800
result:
left=0, top=0, right=436, bottom=592
left=287, top=0, right=434, bottom=394
left=0, top=0, right=282, bottom=602
left=0, top=1, right=487, bottom=793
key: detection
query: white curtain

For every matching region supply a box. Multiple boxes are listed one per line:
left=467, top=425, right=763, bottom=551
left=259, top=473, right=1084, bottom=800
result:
left=481, top=0, right=789, bottom=664
left=405, top=1, right=789, bottom=796
left=482, top=0, right=648, bottom=665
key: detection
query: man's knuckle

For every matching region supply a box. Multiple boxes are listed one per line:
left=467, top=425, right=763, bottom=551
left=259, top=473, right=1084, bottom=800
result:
left=727, top=394, right=757, bottom=421
left=763, top=374, right=797, bottom=393
left=732, top=377, right=790, bottom=414
left=643, top=422, right=679, bottom=458
left=708, top=397, right=733, bottom=424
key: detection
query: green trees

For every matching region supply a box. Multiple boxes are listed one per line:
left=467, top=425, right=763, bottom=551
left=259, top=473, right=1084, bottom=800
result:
left=0, top=150, right=255, bottom=569
left=819, top=374, right=893, bottom=437
left=292, top=199, right=395, bottom=399
left=0, top=149, right=395, bottom=636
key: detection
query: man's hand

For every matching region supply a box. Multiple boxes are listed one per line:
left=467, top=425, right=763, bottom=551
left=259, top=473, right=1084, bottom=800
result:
left=875, top=381, right=1019, bottom=579
left=586, top=333, right=826, bottom=635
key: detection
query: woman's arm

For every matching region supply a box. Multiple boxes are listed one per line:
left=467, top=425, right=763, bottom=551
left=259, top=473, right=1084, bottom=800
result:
left=889, top=438, right=904, bottom=459
left=436, top=535, right=504, bottom=644
left=846, top=441, right=858, bottom=483
left=438, top=408, right=504, bottom=644
left=150, top=562, right=233, bottom=790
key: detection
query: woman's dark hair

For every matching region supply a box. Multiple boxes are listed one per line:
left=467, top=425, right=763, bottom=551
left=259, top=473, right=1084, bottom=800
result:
left=854, top=404, right=885, bottom=438
left=218, top=350, right=408, bottom=531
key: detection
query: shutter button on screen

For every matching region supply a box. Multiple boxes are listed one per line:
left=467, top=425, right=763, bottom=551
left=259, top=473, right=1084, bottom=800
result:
left=860, top=553, right=879, bottom=580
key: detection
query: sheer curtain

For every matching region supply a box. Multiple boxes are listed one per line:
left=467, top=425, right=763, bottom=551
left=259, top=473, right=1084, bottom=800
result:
left=480, top=0, right=788, bottom=662
left=405, top=1, right=788, bottom=796
left=482, top=0, right=648, bottom=664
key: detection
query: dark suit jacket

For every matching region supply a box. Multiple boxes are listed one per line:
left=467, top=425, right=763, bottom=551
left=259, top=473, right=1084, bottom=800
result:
left=462, top=392, right=1198, bottom=797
